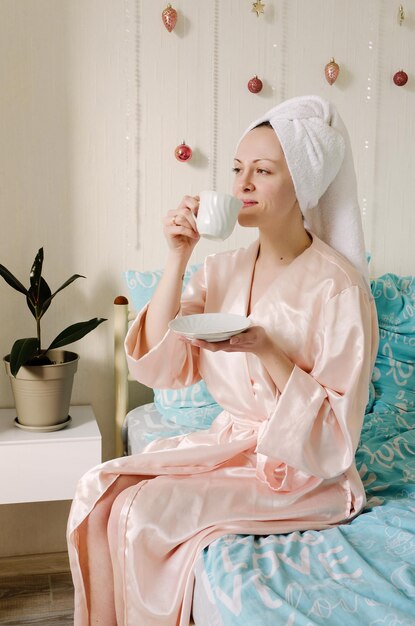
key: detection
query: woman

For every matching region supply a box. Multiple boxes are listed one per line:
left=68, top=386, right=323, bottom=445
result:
left=68, top=95, right=378, bottom=626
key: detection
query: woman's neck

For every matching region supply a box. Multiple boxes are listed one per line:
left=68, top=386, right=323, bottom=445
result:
left=257, top=225, right=312, bottom=267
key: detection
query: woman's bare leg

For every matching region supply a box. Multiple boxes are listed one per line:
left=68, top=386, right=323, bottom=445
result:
left=107, top=482, right=148, bottom=625
left=78, top=474, right=144, bottom=625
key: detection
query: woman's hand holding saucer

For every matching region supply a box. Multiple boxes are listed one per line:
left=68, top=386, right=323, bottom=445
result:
left=182, top=325, right=294, bottom=392
left=180, top=325, right=274, bottom=359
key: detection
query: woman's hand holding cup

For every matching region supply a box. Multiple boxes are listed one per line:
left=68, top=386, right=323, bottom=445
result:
left=164, top=195, right=201, bottom=261
left=164, top=190, right=243, bottom=264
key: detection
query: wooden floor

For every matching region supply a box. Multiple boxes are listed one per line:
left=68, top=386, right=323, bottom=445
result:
left=0, top=552, right=197, bottom=625
left=0, top=552, right=74, bottom=625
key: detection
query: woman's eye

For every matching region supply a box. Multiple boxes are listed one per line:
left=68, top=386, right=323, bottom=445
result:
left=232, top=166, right=270, bottom=175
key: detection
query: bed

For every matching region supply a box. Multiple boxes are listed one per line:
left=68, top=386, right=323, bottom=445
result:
left=114, top=268, right=415, bottom=626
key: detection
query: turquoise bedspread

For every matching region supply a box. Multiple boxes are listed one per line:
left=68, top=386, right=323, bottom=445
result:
left=201, top=407, right=415, bottom=625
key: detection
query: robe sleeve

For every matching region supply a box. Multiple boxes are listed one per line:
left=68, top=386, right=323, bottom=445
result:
left=125, top=266, right=207, bottom=389
left=256, top=285, right=377, bottom=480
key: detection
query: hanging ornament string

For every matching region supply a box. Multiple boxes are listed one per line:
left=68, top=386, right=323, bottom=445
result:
left=123, top=0, right=136, bottom=251
left=361, top=0, right=381, bottom=263
left=393, top=2, right=409, bottom=86
left=171, top=3, right=191, bottom=163
left=209, top=0, right=219, bottom=190
left=278, top=0, right=288, bottom=102
left=324, top=1, right=339, bottom=87
left=248, top=0, right=265, bottom=95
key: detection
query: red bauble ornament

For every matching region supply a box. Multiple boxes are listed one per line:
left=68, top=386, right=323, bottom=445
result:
left=248, top=76, right=263, bottom=93
left=162, top=4, right=177, bottom=32
left=174, top=142, right=192, bottom=162
left=393, top=70, right=408, bottom=86
left=325, top=58, right=340, bottom=85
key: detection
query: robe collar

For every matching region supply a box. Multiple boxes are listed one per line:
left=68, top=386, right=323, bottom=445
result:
left=231, top=234, right=315, bottom=318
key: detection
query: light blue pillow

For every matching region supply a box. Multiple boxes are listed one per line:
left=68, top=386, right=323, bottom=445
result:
left=123, top=265, right=222, bottom=429
left=124, top=264, right=200, bottom=314
left=370, top=274, right=415, bottom=413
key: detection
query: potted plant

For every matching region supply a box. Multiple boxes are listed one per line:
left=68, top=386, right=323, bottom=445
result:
left=0, top=248, right=106, bottom=431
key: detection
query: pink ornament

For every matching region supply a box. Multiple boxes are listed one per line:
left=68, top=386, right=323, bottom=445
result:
left=174, top=142, right=192, bottom=162
left=325, top=58, right=340, bottom=85
left=247, top=76, right=263, bottom=94
left=162, top=4, right=177, bottom=32
left=393, top=70, right=408, bottom=86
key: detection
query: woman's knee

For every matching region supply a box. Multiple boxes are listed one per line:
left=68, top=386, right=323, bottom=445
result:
left=87, top=475, right=142, bottom=534
left=107, top=483, right=141, bottom=543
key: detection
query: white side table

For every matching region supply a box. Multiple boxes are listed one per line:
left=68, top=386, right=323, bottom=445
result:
left=0, top=405, right=102, bottom=504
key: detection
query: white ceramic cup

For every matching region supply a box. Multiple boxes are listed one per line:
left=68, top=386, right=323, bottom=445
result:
left=196, top=191, right=243, bottom=241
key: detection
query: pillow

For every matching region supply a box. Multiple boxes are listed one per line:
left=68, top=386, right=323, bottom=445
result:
left=370, top=274, right=415, bottom=413
left=125, top=264, right=199, bottom=314
left=123, top=265, right=222, bottom=429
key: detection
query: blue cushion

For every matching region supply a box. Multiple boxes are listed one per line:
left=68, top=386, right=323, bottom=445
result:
left=123, top=265, right=222, bottom=429
left=370, top=274, right=415, bottom=413
left=124, top=265, right=199, bottom=313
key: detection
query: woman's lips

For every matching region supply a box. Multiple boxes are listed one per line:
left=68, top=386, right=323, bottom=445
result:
left=242, top=201, right=257, bottom=208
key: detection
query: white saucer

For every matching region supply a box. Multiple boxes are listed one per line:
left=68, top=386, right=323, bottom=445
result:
left=169, top=313, right=251, bottom=342
left=14, top=415, right=72, bottom=432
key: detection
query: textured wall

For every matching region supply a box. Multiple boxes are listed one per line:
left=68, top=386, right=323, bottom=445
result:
left=0, top=0, right=414, bottom=556
left=136, top=0, right=415, bottom=276
left=0, top=0, right=134, bottom=556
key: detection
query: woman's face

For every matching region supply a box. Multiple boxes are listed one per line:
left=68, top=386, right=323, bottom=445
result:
left=232, top=126, right=299, bottom=230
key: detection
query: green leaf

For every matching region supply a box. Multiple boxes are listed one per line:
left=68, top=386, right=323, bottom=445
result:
left=0, top=264, right=28, bottom=296
left=26, top=276, right=52, bottom=319
left=9, top=338, right=39, bottom=377
left=29, top=248, right=44, bottom=302
left=42, top=274, right=85, bottom=309
left=48, top=317, right=106, bottom=350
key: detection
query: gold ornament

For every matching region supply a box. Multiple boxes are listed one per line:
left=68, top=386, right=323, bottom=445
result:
left=252, top=1, right=265, bottom=18
left=398, top=4, right=405, bottom=26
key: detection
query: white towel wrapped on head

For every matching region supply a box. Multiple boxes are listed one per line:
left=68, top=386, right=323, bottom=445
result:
left=241, top=95, right=369, bottom=288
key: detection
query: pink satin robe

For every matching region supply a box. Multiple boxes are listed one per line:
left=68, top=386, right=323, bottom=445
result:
left=67, top=234, right=378, bottom=626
